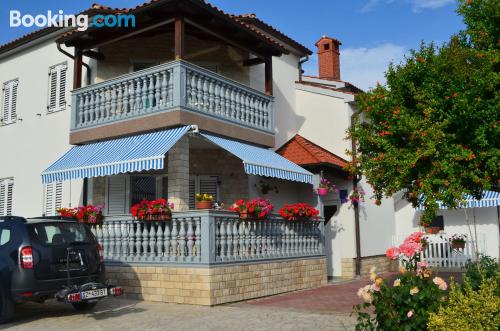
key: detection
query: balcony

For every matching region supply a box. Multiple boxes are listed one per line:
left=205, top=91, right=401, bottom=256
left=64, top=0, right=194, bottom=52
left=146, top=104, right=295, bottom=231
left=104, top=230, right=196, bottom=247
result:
left=71, top=60, right=274, bottom=136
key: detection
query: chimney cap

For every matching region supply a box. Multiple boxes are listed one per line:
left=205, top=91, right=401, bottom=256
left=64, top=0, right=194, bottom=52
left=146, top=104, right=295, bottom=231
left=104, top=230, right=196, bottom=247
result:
left=315, top=36, right=342, bottom=47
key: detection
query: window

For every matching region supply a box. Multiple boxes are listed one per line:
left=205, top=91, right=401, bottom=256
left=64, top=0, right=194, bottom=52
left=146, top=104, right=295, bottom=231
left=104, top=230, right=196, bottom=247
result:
left=29, top=222, right=93, bottom=245
left=430, top=216, right=444, bottom=230
left=0, top=227, right=11, bottom=246
left=47, top=63, right=67, bottom=113
left=2, top=79, right=18, bottom=125
left=131, top=175, right=157, bottom=206
left=323, top=43, right=330, bottom=51
left=44, top=182, right=62, bottom=216
left=189, top=175, right=219, bottom=209
left=0, top=178, right=13, bottom=216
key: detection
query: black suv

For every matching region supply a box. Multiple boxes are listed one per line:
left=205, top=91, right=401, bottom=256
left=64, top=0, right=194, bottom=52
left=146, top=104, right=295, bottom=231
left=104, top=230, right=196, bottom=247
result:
left=0, top=216, right=122, bottom=323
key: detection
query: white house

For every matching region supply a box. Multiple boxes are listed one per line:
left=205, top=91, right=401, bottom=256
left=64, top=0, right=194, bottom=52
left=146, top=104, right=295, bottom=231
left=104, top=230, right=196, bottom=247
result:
left=0, top=1, right=400, bottom=282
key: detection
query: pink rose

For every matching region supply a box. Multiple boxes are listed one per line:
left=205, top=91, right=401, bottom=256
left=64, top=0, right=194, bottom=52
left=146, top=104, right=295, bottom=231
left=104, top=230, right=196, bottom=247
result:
left=386, top=247, right=400, bottom=260
left=433, top=277, right=448, bottom=290
left=407, top=310, right=414, bottom=318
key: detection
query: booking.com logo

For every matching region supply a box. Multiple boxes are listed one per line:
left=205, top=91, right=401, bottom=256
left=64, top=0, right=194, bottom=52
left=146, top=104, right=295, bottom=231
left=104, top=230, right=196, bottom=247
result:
left=10, top=10, right=136, bottom=31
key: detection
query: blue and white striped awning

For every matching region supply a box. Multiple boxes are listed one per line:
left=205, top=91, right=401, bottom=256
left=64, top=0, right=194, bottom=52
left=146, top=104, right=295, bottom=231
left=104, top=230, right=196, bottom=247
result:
left=41, top=126, right=191, bottom=184
left=417, top=191, right=500, bottom=210
left=201, top=132, right=313, bottom=184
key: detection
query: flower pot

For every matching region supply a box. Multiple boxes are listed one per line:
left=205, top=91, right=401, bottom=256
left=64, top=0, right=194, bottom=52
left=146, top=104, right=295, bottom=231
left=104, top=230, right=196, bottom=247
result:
left=451, top=240, right=465, bottom=249
left=317, top=188, right=329, bottom=196
left=239, top=211, right=248, bottom=219
left=425, top=227, right=441, bottom=234
left=196, top=201, right=213, bottom=209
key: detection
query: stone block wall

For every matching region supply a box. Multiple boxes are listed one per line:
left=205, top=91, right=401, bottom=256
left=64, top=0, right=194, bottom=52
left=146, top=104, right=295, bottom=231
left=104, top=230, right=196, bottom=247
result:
left=106, top=257, right=327, bottom=306
left=341, top=255, right=398, bottom=278
left=168, top=136, right=190, bottom=211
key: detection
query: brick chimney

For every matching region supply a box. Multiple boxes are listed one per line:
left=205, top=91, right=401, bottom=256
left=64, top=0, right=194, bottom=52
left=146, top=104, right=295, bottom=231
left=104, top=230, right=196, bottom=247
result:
left=315, top=36, right=342, bottom=80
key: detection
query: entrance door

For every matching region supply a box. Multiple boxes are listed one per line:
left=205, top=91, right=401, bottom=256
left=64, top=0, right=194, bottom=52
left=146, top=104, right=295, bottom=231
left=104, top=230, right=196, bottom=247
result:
left=324, top=204, right=339, bottom=279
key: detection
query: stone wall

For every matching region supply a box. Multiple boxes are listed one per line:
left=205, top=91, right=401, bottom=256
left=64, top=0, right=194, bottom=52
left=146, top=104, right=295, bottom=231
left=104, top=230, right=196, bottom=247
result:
left=190, top=148, right=248, bottom=206
left=168, top=136, right=190, bottom=211
left=341, top=255, right=397, bottom=279
left=106, top=257, right=327, bottom=306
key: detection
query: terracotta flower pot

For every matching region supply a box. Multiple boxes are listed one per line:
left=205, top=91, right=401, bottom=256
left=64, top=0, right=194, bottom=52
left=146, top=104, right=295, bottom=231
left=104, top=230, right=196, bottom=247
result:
left=425, top=227, right=441, bottom=234
left=317, top=188, right=329, bottom=196
left=451, top=240, right=465, bottom=249
left=196, top=201, right=213, bottom=209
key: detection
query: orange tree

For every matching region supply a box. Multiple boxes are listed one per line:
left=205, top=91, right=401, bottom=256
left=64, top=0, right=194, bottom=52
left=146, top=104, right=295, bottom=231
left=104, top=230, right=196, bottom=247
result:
left=347, top=0, right=499, bottom=225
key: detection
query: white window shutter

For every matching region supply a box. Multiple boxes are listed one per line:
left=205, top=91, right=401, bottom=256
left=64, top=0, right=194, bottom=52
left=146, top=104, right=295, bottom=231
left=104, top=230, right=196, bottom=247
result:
left=107, top=176, right=127, bottom=215
left=47, top=63, right=67, bottom=113
left=58, top=66, right=67, bottom=108
left=44, top=182, right=63, bottom=216
left=11, top=83, right=17, bottom=122
left=2, top=86, right=10, bottom=124
left=0, top=179, right=14, bottom=216
left=48, top=69, right=57, bottom=111
left=55, top=182, right=62, bottom=211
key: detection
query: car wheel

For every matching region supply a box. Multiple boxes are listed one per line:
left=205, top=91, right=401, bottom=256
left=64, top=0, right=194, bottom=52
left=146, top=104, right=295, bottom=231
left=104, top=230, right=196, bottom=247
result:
left=71, top=301, right=98, bottom=311
left=0, top=287, right=15, bottom=324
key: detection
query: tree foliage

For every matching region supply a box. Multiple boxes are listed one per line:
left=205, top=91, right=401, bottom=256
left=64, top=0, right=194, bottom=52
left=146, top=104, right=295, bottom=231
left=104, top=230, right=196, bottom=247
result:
left=347, top=0, right=500, bottom=224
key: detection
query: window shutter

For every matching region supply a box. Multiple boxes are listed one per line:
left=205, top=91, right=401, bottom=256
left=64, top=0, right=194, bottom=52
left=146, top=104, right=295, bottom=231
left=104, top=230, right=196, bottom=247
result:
left=58, top=67, right=67, bottom=108
left=2, top=86, right=10, bottom=124
left=0, top=179, right=14, bottom=216
left=189, top=178, right=196, bottom=209
left=48, top=69, right=57, bottom=111
left=107, top=176, right=127, bottom=215
left=11, top=83, right=17, bottom=122
left=44, top=182, right=63, bottom=216
left=199, top=176, right=219, bottom=201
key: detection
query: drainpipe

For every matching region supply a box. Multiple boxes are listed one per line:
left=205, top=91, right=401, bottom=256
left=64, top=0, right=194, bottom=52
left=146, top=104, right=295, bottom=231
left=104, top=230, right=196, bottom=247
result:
left=351, top=110, right=362, bottom=276
left=56, top=42, right=91, bottom=86
left=298, top=55, right=309, bottom=82
left=57, top=42, right=92, bottom=205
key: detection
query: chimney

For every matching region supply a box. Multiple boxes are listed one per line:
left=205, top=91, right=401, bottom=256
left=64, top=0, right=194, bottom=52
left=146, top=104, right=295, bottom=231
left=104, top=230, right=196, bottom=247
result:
left=315, top=36, right=341, bottom=80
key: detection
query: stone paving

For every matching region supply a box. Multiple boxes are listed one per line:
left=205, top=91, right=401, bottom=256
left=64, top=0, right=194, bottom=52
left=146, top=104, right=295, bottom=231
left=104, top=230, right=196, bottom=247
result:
left=3, top=297, right=357, bottom=331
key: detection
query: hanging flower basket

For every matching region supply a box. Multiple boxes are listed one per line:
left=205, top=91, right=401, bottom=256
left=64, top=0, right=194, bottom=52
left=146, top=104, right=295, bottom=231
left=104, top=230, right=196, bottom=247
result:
left=57, top=205, right=104, bottom=225
left=451, top=240, right=465, bottom=249
left=424, top=226, right=441, bottom=234
left=317, top=188, right=329, bottom=196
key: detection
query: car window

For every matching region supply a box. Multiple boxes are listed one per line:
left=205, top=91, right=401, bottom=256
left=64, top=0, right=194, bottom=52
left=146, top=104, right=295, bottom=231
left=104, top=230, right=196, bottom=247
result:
left=0, top=228, right=11, bottom=246
left=29, top=222, right=94, bottom=245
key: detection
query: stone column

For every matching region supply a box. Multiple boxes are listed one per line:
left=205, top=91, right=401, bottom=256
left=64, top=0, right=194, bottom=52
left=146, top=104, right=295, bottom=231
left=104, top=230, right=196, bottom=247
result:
left=168, top=136, right=190, bottom=211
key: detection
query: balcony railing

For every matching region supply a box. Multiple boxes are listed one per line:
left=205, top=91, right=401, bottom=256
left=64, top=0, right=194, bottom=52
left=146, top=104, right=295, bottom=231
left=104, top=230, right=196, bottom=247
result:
left=71, top=60, right=274, bottom=133
left=90, top=210, right=325, bottom=265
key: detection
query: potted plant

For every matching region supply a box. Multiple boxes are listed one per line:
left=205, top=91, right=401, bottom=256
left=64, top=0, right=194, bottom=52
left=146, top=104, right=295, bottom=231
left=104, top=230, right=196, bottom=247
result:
left=195, top=193, right=214, bottom=209
left=130, top=198, right=174, bottom=221
left=317, top=178, right=337, bottom=197
left=349, top=187, right=366, bottom=207
left=449, top=234, right=467, bottom=249
left=57, top=205, right=104, bottom=225
left=278, top=203, right=319, bottom=221
left=229, top=198, right=274, bottom=220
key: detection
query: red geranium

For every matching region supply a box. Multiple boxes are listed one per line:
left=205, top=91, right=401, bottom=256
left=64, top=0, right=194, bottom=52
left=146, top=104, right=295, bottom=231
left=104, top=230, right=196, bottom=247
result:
left=278, top=203, right=319, bottom=221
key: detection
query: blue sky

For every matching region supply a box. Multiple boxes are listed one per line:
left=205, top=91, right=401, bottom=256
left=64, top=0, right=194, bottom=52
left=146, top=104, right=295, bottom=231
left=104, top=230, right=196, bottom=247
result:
left=0, top=0, right=464, bottom=90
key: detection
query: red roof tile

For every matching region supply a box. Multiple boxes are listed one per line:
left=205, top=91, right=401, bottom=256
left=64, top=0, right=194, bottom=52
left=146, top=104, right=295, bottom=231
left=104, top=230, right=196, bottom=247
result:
left=277, top=134, right=349, bottom=169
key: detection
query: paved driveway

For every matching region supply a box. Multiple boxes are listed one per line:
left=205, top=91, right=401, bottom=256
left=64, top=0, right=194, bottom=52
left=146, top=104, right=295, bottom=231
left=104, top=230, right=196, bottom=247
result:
left=3, top=297, right=357, bottom=331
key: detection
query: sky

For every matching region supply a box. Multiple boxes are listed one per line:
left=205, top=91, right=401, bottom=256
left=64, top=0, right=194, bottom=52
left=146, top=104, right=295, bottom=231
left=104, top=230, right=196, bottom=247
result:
left=0, top=0, right=464, bottom=90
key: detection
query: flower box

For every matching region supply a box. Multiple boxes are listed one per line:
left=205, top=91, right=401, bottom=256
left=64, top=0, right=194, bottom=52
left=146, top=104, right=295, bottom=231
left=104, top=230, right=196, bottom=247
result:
left=424, top=227, right=441, bottom=234
left=229, top=198, right=274, bottom=220
left=278, top=203, right=319, bottom=221
left=195, top=201, right=213, bottom=209
left=451, top=240, right=465, bottom=249
left=317, top=188, right=329, bottom=196
left=131, top=198, right=174, bottom=221
left=57, top=205, right=104, bottom=224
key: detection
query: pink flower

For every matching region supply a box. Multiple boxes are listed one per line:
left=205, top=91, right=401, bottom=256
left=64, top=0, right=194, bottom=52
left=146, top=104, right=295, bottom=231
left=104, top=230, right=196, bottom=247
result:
left=399, top=241, right=422, bottom=258
left=417, top=261, right=428, bottom=269
left=407, top=310, right=414, bottom=318
left=433, top=277, right=448, bottom=290
left=357, top=285, right=373, bottom=303
left=386, top=247, right=400, bottom=260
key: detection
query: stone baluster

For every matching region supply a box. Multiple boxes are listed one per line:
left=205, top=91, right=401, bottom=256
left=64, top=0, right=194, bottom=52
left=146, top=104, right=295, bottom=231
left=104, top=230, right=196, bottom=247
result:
left=265, top=222, right=272, bottom=258
left=202, top=78, right=209, bottom=110
left=224, top=88, right=231, bottom=118
left=93, top=92, right=101, bottom=123
left=156, top=222, right=164, bottom=261
left=229, top=89, right=236, bottom=120
left=279, top=222, right=285, bottom=256
left=121, top=221, right=129, bottom=258
left=95, top=225, right=103, bottom=247
left=161, top=71, right=168, bottom=107
left=249, top=222, right=256, bottom=258
left=77, top=95, right=84, bottom=127
left=207, top=80, right=215, bottom=113
left=239, top=221, right=247, bottom=259
left=154, top=73, right=161, bottom=110
left=110, top=86, right=117, bottom=117
left=179, top=219, right=187, bottom=259
left=134, top=78, right=142, bottom=113
left=102, top=223, right=110, bottom=258
left=122, top=82, right=129, bottom=117
left=226, top=219, right=233, bottom=260
left=171, top=219, right=178, bottom=260
left=231, top=221, right=238, bottom=259
left=167, top=69, right=174, bottom=106
left=244, top=221, right=250, bottom=258
left=163, top=221, right=171, bottom=260
left=255, top=222, right=262, bottom=258
left=114, top=222, right=122, bottom=259
left=148, top=222, right=156, bottom=260
left=88, top=92, right=96, bottom=123
left=195, top=218, right=201, bottom=261
left=104, top=87, right=112, bottom=120
left=187, top=218, right=194, bottom=259
left=219, top=84, right=225, bottom=116
left=116, top=84, right=123, bottom=115
left=128, top=222, right=136, bottom=257
left=141, top=223, right=149, bottom=257
left=243, top=94, right=250, bottom=124
left=128, top=80, right=135, bottom=114
left=194, top=76, right=202, bottom=108
left=109, top=222, right=117, bottom=259
left=141, top=77, right=148, bottom=112
left=219, top=219, right=226, bottom=261
left=284, top=223, right=291, bottom=256
left=189, top=73, right=197, bottom=106
left=147, top=74, right=155, bottom=110
left=135, top=222, right=142, bottom=259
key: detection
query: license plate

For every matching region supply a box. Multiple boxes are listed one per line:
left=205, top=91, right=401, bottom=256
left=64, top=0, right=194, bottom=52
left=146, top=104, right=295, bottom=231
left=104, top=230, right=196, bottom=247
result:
left=80, top=288, right=107, bottom=300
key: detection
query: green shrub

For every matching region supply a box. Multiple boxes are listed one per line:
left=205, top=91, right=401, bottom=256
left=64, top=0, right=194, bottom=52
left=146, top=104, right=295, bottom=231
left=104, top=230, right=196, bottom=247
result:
left=428, top=276, right=500, bottom=331
left=465, top=254, right=499, bottom=292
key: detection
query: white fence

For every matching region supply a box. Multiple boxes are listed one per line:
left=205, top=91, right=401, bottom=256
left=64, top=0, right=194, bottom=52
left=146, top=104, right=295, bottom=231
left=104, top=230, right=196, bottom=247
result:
left=392, top=233, right=487, bottom=270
